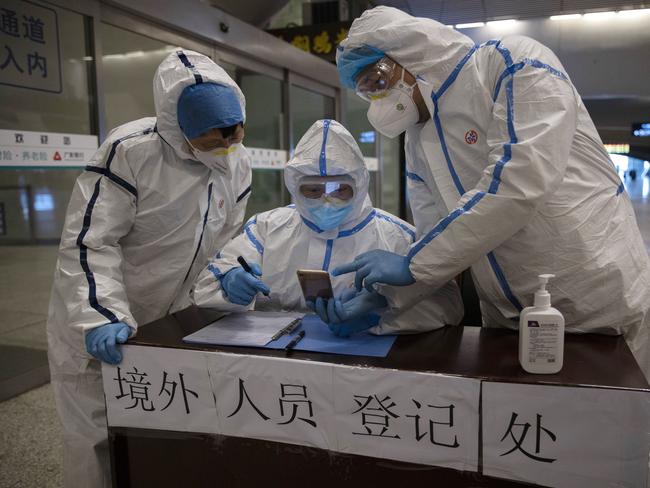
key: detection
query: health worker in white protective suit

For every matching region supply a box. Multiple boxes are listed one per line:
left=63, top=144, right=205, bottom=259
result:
left=193, top=119, right=463, bottom=335
left=332, top=6, right=650, bottom=379
left=46, top=50, right=252, bottom=487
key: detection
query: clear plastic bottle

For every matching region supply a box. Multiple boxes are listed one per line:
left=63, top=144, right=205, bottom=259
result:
left=518, top=274, right=565, bottom=374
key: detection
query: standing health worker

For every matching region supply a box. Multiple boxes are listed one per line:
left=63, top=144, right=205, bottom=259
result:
left=334, top=7, right=650, bottom=379
left=46, top=50, right=252, bottom=487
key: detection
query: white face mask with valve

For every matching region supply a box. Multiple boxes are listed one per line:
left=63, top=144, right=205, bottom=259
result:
left=187, top=139, right=240, bottom=177
left=366, top=69, right=419, bottom=139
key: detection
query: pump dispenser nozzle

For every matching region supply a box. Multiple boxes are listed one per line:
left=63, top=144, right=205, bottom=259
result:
left=534, top=274, right=555, bottom=307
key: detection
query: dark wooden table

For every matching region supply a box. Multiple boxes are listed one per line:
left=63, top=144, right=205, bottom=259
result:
left=108, top=306, right=648, bottom=488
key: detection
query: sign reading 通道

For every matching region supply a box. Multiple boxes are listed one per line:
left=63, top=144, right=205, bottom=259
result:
left=0, top=0, right=61, bottom=93
left=0, top=129, right=98, bottom=167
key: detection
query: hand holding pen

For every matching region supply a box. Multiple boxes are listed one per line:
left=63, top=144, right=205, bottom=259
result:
left=220, top=256, right=270, bottom=306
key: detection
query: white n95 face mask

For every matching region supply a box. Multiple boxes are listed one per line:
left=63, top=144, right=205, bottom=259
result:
left=188, top=140, right=240, bottom=177
left=367, top=70, right=419, bottom=139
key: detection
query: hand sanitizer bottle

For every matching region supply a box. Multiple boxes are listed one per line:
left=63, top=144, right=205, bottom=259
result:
left=519, top=274, right=565, bottom=374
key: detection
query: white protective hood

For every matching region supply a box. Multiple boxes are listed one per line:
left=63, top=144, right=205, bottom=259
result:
left=336, top=6, right=474, bottom=104
left=153, top=49, right=247, bottom=161
left=284, top=119, right=373, bottom=237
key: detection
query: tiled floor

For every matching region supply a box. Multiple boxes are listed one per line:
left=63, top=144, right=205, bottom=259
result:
left=0, top=173, right=648, bottom=488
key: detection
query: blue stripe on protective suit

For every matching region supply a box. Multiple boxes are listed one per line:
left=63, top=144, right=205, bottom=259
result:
left=408, top=192, right=486, bottom=259
left=177, top=50, right=203, bottom=84
left=338, top=210, right=376, bottom=237
left=374, top=211, right=416, bottom=241
left=244, top=218, right=264, bottom=255
left=85, top=127, right=155, bottom=198
left=76, top=179, right=120, bottom=324
left=301, top=210, right=376, bottom=237
left=319, top=119, right=331, bottom=176
left=76, top=127, right=156, bottom=324
left=207, top=263, right=222, bottom=281
left=183, top=183, right=213, bottom=283
left=406, top=171, right=425, bottom=183
left=413, top=40, right=571, bottom=310
left=493, top=59, right=568, bottom=101
left=322, top=239, right=334, bottom=271
left=237, top=185, right=251, bottom=203
left=487, top=251, right=523, bottom=310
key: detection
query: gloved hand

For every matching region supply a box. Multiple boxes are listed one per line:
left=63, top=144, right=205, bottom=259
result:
left=311, top=288, right=388, bottom=324
left=333, top=249, right=414, bottom=292
left=220, top=264, right=270, bottom=306
left=85, top=322, right=131, bottom=365
left=328, top=314, right=381, bottom=338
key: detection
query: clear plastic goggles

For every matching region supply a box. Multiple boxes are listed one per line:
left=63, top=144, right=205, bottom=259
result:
left=354, top=57, right=397, bottom=102
left=298, top=177, right=355, bottom=202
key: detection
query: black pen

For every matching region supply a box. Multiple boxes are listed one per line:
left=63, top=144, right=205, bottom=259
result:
left=237, top=256, right=269, bottom=296
left=285, top=330, right=305, bottom=352
left=271, top=317, right=302, bottom=341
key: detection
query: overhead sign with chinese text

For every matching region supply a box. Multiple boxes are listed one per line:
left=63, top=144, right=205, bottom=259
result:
left=0, top=0, right=61, bottom=93
left=267, top=22, right=351, bottom=63
left=0, top=129, right=98, bottom=167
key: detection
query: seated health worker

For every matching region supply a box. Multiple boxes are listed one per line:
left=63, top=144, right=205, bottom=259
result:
left=192, top=119, right=463, bottom=336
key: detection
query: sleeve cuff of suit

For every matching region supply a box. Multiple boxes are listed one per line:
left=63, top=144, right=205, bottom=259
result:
left=375, top=280, right=434, bottom=311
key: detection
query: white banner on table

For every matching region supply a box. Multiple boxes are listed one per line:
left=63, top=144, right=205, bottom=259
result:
left=208, top=353, right=336, bottom=450
left=333, top=366, right=480, bottom=471
left=102, top=346, right=218, bottom=434
left=482, top=382, right=650, bottom=488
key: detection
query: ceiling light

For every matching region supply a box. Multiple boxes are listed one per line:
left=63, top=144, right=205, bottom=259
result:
left=550, top=14, right=582, bottom=20
left=455, top=22, right=485, bottom=29
left=583, top=11, right=617, bottom=20
left=618, top=8, right=650, bottom=18
left=486, top=19, right=517, bottom=27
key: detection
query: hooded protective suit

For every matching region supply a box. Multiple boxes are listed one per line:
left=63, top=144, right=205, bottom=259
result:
left=337, top=7, right=650, bottom=379
left=193, top=119, right=463, bottom=333
left=46, top=50, right=252, bottom=487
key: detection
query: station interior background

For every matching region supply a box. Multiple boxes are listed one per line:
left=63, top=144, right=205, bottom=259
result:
left=0, top=0, right=649, bottom=485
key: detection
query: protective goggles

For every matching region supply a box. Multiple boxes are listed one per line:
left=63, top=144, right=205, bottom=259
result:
left=354, top=57, right=398, bottom=102
left=298, top=177, right=355, bottom=201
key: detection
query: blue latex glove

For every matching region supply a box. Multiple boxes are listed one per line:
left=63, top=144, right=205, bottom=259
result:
left=328, top=314, right=381, bottom=338
left=220, top=264, right=270, bottom=306
left=85, top=322, right=131, bottom=365
left=311, top=288, right=388, bottom=324
left=333, top=250, right=415, bottom=292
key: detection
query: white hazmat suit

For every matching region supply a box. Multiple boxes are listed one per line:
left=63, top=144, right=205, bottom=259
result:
left=193, top=119, right=463, bottom=333
left=46, top=50, right=252, bottom=487
left=338, top=7, right=650, bottom=379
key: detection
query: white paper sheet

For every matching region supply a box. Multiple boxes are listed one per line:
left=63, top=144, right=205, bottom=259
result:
left=208, top=353, right=337, bottom=450
left=333, top=366, right=480, bottom=472
left=102, top=346, right=218, bottom=433
left=482, top=382, right=650, bottom=488
left=183, top=311, right=304, bottom=347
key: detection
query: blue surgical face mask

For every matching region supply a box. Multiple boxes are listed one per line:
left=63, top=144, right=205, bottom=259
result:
left=307, top=202, right=354, bottom=230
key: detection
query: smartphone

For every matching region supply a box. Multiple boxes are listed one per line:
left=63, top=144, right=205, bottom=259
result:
left=296, top=269, right=334, bottom=302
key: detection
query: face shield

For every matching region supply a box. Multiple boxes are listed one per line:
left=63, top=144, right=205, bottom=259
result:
left=354, top=57, right=398, bottom=102
left=298, top=176, right=355, bottom=206
left=296, top=175, right=356, bottom=230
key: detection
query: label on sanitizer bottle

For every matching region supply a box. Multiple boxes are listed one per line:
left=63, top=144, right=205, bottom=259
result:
left=527, top=320, right=558, bottom=364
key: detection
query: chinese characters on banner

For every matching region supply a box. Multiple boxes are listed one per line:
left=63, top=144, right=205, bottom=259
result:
left=0, top=129, right=98, bottom=167
left=105, top=348, right=217, bottom=433
left=482, top=382, right=650, bottom=488
left=0, top=0, right=61, bottom=93
left=266, top=22, right=351, bottom=63
left=103, top=346, right=650, bottom=487
left=333, top=365, right=479, bottom=471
